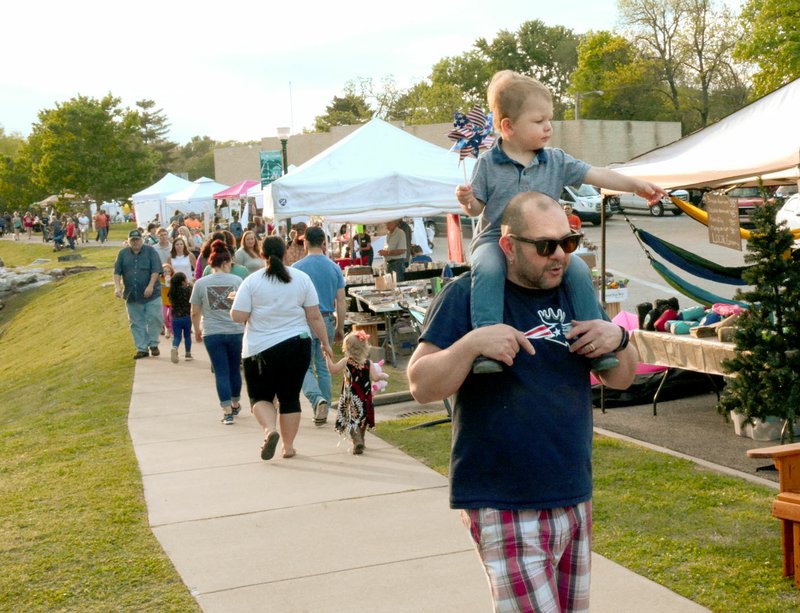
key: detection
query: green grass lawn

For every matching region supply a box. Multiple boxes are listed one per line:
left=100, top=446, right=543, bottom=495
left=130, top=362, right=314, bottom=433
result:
left=0, top=243, right=198, bottom=611
left=375, top=417, right=800, bottom=612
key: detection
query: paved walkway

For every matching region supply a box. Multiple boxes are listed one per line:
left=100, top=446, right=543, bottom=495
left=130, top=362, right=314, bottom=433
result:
left=128, top=343, right=709, bottom=612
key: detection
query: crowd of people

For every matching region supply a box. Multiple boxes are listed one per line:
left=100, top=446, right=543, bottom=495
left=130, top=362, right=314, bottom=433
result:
left=113, top=215, right=391, bottom=459
left=0, top=209, right=104, bottom=250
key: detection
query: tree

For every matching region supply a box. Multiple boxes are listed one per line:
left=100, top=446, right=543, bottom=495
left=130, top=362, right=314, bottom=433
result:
left=387, top=80, right=467, bottom=124
left=0, top=126, right=25, bottom=158
left=313, top=85, right=373, bottom=132
left=173, top=136, right=215, bottom=181
left=135, top=99, right=178, bottom=180
left=0, top=149, right=46, bottom=212
left=26, top=94, right=156, bottom=209
left=570, top=31, right=675, bottom=120
left=734, top=0, right=800, bottom=98
left=719, top=197, right=800, bottom=440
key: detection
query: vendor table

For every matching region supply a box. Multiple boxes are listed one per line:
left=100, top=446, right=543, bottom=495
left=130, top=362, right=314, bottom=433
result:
left=348, top=282, right=429, bottom=366
left=631, top=330, right=736, bottom=415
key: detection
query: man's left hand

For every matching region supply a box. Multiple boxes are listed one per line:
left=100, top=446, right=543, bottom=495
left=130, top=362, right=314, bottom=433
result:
left=143, top=286, right=153, bottom=298
left=565, top=319, right=624, bottom=357
left=334, top=327, right=344, bottom=343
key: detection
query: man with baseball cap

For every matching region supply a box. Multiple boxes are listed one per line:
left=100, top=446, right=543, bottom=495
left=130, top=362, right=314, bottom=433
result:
left=113, top=229, right=164, bottom=359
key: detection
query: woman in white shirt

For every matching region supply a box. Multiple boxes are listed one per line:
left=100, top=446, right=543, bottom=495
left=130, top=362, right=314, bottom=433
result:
left=231, top=236, right=332, bottom=461
left=168, top=237, right=197, bottom=281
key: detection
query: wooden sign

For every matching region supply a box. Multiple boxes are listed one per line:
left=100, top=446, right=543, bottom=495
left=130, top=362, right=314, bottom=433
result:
left=705, top=193, right=742, bottom=251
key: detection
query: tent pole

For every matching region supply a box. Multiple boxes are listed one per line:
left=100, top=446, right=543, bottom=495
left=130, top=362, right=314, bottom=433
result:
left=600, top=197, right=607, bottom=413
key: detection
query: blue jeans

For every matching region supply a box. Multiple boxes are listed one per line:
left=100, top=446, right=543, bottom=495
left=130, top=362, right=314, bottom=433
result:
left=470, top=234, right=604, bottom=328
left=386, top=258, right=405, bottom=282
left=171, top=315, right=192, bottom=352
left=204, top=333, right=243, bottom=409
left=126, top=298, right=164, bottom=351
left=302, top=314, right=336, bottom=412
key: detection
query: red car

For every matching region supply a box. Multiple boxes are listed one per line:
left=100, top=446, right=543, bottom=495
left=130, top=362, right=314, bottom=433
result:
left=726, top=187, right=765, bottom=225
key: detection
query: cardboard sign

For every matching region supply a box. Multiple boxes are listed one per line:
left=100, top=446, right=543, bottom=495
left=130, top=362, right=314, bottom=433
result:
left=705, top=194, right=742, bottom=251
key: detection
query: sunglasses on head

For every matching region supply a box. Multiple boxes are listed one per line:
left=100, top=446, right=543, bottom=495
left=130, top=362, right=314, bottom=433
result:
left=508, top=232, right=582, bottom=257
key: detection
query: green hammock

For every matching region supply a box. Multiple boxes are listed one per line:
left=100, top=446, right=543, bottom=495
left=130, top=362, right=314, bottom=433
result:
left=650, top=259, right=749, bottom=308
left=636, top=228, right=750, bottom=285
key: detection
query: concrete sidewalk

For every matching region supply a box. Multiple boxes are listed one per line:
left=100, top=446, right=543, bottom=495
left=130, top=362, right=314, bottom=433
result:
left=128, top=344, right=708, bottom=612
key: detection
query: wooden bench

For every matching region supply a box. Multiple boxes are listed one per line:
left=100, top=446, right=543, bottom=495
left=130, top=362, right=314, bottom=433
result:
left=747, top=442, right=800, bottom=585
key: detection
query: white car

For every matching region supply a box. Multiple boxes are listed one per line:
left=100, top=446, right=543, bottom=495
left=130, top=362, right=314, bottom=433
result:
left=615, top=189, right=689, bottom=217
left=776, top=193, right=800, bottom=235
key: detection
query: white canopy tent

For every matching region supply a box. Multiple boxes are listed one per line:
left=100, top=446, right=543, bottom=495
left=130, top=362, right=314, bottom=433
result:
left=131, top=173, right=194, bottom=225
left=608, top=78, right=800, bottom=189
left=165, top=177, right=230, bottom=223
left=265, top=118, right=474, bottom=224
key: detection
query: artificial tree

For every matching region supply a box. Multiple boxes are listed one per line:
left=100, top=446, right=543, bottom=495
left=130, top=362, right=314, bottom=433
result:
left=718, top=198, right=800, bottom=442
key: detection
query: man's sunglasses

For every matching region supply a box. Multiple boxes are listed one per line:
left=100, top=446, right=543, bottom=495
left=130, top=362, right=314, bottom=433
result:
left=508, top=232, right=582, bottom=257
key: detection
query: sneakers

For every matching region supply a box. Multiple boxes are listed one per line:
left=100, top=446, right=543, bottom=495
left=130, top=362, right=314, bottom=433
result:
left=171, top=347, right=179, bottom=364
left=133, top=350, right=149, bottom=359
left=221, top=412, right=234, bottom=425
left=472, top=356, right=504, bottom=374
left=313, top=400, right=328, bottom=425
left=149, top=346, right=160, bottom=357
left=184, top=352, right=193, bottom=361
left=261, top=431, right=280, bottom=461
left=231, top=404, right=241, bottom=416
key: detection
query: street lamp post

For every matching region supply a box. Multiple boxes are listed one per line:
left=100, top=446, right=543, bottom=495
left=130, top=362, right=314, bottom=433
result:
left=276, top=126, right=290, bottom=175
left=575, top=90, right=604, bottom=120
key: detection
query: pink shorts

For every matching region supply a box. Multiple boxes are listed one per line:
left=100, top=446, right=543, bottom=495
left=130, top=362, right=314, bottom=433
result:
left=461, top=502, right=592, bottom=612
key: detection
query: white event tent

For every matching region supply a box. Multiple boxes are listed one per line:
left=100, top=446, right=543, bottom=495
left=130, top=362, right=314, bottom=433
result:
left=131, top=173, right=193, bottom=225
left=265, top=118, right=473, bottom=225
left=165, top=177, right=230, bottom=222
left=609, top=78, right=800, bottom=189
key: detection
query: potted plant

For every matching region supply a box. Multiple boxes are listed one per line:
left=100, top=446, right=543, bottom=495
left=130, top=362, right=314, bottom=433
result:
left=718, top=192, right=800, bottom=442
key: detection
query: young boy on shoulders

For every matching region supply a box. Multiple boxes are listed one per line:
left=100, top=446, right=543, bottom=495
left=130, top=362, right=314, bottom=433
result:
left=457, top=70, right=666, bottom=373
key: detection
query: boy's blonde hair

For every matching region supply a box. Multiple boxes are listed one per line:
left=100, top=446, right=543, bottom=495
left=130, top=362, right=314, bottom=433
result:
left=343, top=330, right=371, bottom=364
left=487, top=70, right=552, bottom=132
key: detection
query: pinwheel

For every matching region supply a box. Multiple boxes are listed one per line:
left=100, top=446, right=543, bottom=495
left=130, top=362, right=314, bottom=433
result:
left=447, top=106, right=495, bottom=163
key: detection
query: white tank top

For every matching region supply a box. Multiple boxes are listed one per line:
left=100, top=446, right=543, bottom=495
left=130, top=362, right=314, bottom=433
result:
left=171, top=255, right=193, bottom=279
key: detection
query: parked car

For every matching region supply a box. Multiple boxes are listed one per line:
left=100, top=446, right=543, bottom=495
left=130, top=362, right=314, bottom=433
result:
left=776, top=193, right=800, bottom=236
left=725, top=186, right=765, bottom=225
left=772, top=184, right=798, bottom=205
left=559, top=184, right=614, bottom=225
left=615, top=189, right=689, bottom=217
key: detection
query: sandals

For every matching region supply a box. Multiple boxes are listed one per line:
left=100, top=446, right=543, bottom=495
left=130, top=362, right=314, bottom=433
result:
left=260, top=431, right=280, bottom=461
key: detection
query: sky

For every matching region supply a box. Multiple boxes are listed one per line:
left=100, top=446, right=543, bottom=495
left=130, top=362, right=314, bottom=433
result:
left=0, top=0, right=733, bottom=145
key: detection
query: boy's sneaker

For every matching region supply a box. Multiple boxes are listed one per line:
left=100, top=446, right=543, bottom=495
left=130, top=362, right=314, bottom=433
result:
left=591, top=354, right=620, bottom=372
left=170, top=347, right=179, bottom=364
left=184, top=353, right=193, bottom=361
left=150, top=346, right=160, bottom=357
left=221, top=413, right=234, bottom=425
left=472, top=356, right=504, bottom=374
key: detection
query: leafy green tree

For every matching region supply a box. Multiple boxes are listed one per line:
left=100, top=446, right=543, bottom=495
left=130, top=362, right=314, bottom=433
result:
left=571, top=31, right=674, bottom=120
left=26, top=94, right=156, bottom=209
left=734, top=0, right=800, bottom=98
left=719, top=197, right=800, bottom=440
left=0, top=148, right=46, bottom=212
left=0, top=126, right=25, bottom=158
left=135, top=99, right=178, bottom=180
left=173, top=136, right=215, bottom=181
left=313, top=85, right=373, bottom=132
left=387, top=80, right=466, bottom=124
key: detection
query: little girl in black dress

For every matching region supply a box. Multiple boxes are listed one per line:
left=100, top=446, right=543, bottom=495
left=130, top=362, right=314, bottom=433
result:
left=326, top=330, right=388, bottom=454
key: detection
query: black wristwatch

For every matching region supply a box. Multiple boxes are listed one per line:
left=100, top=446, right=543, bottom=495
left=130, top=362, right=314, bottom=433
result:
left=614, top=325, right=630, bottom=352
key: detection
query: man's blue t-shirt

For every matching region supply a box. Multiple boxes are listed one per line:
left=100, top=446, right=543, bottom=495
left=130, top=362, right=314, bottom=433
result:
left=420, top=273, right=593, bottom=510
left=292, top=254, right=345, bottom=314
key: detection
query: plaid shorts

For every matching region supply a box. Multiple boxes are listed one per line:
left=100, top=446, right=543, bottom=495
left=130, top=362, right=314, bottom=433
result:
left=461, top=502, right=592, bottom=613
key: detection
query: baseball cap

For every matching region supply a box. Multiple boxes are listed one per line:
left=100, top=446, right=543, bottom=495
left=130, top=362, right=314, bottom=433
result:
left=128, top=230, right=143, bottom=239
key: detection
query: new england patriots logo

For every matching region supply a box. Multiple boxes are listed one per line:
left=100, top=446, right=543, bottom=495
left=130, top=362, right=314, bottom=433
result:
left=523, top=307, right=571, bottom=347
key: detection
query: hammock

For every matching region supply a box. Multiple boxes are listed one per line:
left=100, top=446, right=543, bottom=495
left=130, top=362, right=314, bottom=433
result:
left=636, top=228, right=749, bottom=285
left=671, top=196, right=800, bottom=241
left=650, top=259, right=749, bottom=308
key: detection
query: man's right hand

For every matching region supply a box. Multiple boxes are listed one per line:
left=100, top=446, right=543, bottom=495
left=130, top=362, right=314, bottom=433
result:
left=467, top=324, right=535, bottom=366
left=114, top=288, right=122, bottom=298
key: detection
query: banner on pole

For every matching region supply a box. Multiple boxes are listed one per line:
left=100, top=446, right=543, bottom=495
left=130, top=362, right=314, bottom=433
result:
left=260, top=150, right=283, bottom=188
